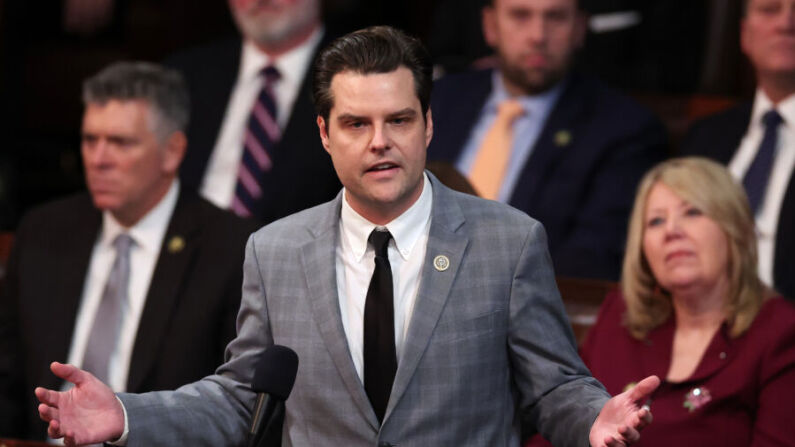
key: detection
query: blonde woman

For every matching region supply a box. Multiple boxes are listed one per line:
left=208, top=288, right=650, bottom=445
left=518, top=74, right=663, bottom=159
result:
left=581, top=157, right=795, bottom=446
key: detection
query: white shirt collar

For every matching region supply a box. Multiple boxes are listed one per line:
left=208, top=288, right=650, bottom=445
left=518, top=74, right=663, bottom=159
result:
left=340, top=173, right=433, bottom=262
left=239, top=25, right=324, bottom=87
left=751, top=89, right=795, bottom=131
left=99, top=180, right=180, bottom=254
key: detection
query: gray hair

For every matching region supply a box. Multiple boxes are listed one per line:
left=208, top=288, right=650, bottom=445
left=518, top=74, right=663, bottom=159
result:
left=82, top=61, right=189, bottom=141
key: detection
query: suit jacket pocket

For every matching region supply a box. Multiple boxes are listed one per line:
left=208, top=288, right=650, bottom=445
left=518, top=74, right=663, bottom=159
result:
left=432, top=308, right=506, bottom=345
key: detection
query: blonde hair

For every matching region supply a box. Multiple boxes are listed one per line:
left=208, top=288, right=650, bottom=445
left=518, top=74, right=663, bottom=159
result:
left=622, top=157, right=764, bottom=339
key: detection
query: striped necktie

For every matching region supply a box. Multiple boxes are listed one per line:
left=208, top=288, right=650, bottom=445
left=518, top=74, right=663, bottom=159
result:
left=232, top=65, right=282, bottom=218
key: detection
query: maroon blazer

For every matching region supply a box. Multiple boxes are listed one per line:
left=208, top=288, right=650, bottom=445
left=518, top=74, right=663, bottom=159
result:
left=580, top=290, right=795, bottom=447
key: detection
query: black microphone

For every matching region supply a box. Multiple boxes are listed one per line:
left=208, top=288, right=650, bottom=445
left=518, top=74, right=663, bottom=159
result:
left=247, top=345, right=299, bottom=447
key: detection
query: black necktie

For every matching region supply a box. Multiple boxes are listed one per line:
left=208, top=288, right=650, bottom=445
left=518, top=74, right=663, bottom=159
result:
left=743, top=109, right=783, bottom=214
left=363, top=229, right=397, bottom=423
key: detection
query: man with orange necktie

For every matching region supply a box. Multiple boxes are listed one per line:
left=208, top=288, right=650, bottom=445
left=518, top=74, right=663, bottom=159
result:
left=428, top=0, right=667, bottom=281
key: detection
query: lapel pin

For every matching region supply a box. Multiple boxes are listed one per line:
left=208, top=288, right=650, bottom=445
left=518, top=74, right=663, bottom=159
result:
left=554, top=129, right=572, bottom=147
left=683, top=387, right=712, bottom=412
left=433, top=255, right=450, bottom=272
left=167, top=235, right=185, bottom=254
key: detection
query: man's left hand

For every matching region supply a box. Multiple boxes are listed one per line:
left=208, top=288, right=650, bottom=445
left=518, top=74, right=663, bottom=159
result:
left=589, top=375, right=660, bottom=447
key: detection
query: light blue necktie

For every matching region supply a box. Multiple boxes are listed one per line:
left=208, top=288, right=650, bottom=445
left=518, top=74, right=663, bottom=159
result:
left=82, top=233, right=134, bottom=385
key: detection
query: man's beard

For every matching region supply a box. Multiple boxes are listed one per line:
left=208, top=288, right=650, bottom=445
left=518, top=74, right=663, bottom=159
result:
left=234, top=7, right=317, bottom=50
left=498, top=53, right=570, bottom=95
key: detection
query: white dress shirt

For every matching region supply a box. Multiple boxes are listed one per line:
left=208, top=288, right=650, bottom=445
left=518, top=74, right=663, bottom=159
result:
left=728, top=90, right=795, bottom=286
left=200, top=27, right=324, bottom=209
left=336, top=174, right=433, bottom=381
left=112, top=175, right=432, bottom=445
left=65, top=181, right=179, bottom=393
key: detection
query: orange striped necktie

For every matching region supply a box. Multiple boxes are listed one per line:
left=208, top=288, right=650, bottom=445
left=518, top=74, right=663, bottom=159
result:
left=469, top=99, right=524, bottom=200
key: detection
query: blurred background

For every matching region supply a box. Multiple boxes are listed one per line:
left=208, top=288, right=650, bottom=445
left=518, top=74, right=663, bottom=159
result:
left=0, top=0, right=753, bottom=230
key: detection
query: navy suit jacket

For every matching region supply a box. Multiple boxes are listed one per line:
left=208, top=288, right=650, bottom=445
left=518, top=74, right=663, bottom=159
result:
left=0, top=189, right=257, bottom=440
left=165, top=37, right=341, bottom=224
left=428, top=69, right=667, bottom=280
left=680, top=103, right=795, bottom=300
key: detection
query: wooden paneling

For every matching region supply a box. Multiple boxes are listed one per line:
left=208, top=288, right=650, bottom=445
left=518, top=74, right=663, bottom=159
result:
left=0, top=440, right=50, bottom=447
left=556, top=276, right=615, bottom=346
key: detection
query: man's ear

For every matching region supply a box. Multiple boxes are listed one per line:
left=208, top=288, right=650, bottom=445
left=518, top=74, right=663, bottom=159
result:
left=482, top=5, right=498, bottom=48
left=163, top=131, right=187, bottom=174
left=425, top=108, right=434, bottom=147
left=317, top=116, right=331, bottom=154
left=740, top=17, right=751, bottom=58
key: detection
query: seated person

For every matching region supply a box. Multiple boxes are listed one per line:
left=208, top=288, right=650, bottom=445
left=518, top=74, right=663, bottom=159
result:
left=0, top=62, right=257, bottom=439
left=581, top=157, right=795, bottom=446
left=428, top=0, right=668, bottom=281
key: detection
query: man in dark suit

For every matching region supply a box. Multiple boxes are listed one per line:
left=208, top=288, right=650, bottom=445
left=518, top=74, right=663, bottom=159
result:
left=681, top=0, right=795, bottom=300
left=166, top=0, right=341, bottom=224
left=0, top=62, right=256, bottom=440
left=428, top=0, right=667, bottom=280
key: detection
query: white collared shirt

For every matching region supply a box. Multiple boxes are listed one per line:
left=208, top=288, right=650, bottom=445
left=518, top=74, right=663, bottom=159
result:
left=336, top=174, right=433, bottom=381
left=65, top=181, right=179, bottom=392
left=199, top=27, right=324, bottom=209
left=729, top=90, right=795, bottom=286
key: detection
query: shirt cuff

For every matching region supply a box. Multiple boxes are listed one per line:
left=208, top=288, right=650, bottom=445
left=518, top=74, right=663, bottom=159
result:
left=106, top=395, right=129, bottom=445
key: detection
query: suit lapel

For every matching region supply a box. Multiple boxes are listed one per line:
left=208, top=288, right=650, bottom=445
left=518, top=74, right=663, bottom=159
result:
left=774, top=173, right=795, bottom=296
left=300, top=194, right=380, bottom=430
left=126, top=191, right=201, bottom=392
left=386, top=177, right=468, bottom=420
left=510, top=75, right=584, bottom=209
left=297, top=180, right=470, bottom=426
left=44, top=199, right=101, bottom=390
left=713, top=102, right=752, bottom=164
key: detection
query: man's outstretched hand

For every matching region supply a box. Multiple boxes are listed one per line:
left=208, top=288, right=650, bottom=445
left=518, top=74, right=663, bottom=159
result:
left=35, top=362, right=125, bottom=446
left=589, top=375, right=660, bottom=447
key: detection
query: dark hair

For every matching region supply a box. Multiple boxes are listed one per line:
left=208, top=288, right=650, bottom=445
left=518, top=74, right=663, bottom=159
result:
left=83, top=61, right=190, bottom=140
left=312, top=26, right=432, bottom=123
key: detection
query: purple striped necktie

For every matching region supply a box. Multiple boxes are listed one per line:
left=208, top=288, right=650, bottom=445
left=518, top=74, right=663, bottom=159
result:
left=232, top=65, right=282, bottom=218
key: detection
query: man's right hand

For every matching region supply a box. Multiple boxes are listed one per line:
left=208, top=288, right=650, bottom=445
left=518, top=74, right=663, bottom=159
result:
left=35, top=362, right=124, bottom=446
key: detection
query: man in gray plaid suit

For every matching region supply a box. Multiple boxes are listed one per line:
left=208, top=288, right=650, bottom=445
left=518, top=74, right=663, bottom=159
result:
left=35, top=26, right=659, bottom=447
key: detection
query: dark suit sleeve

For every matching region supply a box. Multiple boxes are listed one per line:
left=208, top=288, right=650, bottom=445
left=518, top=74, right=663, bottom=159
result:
left=552, top=114, right=667, bottom=280
left=0, top=221, right=27, bottom=437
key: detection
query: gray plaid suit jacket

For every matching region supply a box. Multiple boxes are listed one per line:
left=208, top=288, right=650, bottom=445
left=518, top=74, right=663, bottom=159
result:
left=119, top=173, right=609, bottom=446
